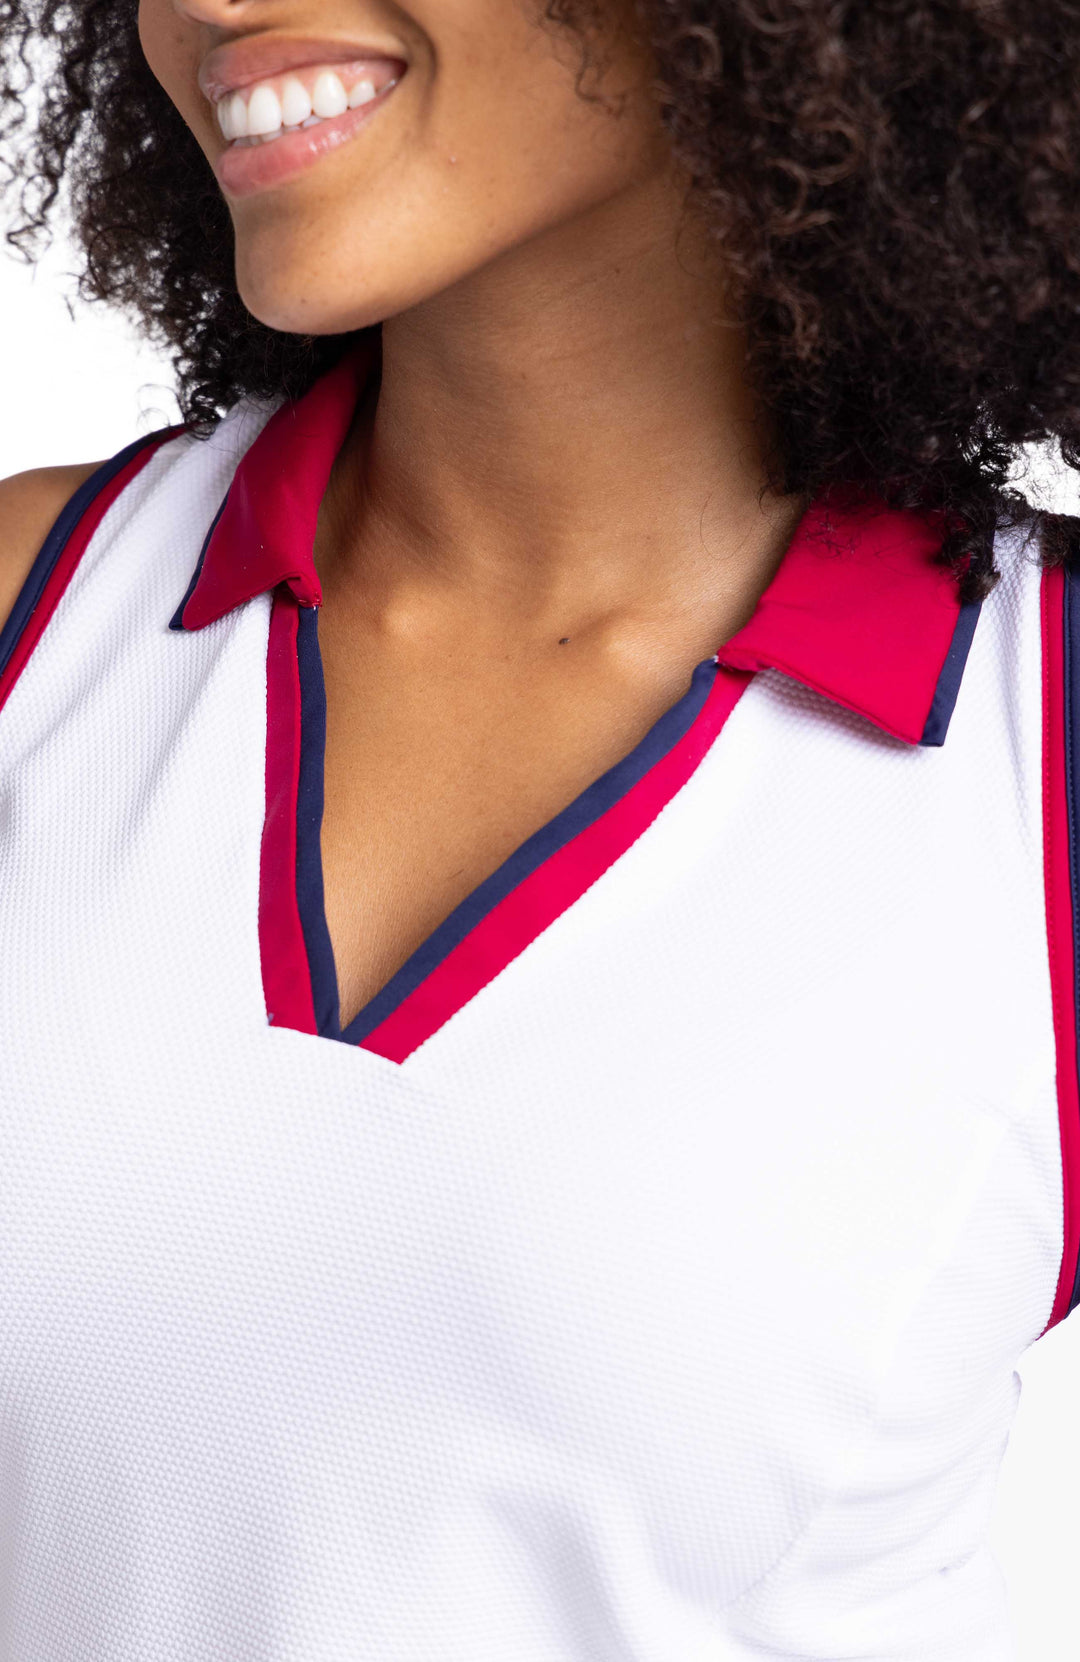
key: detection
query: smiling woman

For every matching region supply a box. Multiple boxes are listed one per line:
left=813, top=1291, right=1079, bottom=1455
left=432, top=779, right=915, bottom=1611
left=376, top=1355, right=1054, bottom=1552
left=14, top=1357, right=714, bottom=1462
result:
left=2, top=2, right=1080, bottom=1660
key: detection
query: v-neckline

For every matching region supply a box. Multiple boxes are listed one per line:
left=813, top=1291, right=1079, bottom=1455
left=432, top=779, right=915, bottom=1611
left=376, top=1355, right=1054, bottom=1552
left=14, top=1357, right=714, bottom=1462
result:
left=258, top=593, right=752, bottom=1063
left=159, top=349, right=979, bottom=1063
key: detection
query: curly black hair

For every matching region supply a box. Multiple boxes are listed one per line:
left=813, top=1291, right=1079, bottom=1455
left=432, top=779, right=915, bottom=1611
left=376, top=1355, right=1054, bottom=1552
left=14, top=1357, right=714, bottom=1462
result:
left=4, top=0, right=1080, bottom=595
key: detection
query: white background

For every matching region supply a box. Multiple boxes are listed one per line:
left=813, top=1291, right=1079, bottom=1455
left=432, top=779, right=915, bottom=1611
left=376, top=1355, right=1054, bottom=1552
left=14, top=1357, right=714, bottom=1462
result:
left=4, top=234, right=1080, bottom=1659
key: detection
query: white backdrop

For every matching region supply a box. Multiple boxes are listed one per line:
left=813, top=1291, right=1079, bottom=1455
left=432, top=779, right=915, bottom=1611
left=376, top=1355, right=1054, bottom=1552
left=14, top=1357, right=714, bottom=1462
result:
left=3, top=235, right=1080, bottom=1660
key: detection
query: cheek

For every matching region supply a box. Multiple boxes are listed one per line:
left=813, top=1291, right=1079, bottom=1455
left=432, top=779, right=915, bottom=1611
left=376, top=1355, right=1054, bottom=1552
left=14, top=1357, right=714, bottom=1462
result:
left=228, top=118, right=631, bottom=338
left=137, top=0, right=211, bottom=157
left=136, top=0, right=662, bottom=339
left=229, top=69, right=658, bottom=336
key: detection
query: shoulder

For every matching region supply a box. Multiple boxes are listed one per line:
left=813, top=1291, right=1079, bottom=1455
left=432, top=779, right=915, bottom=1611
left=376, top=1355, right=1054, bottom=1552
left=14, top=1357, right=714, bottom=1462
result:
left=0, top=462, right=105, bottom=637
left=0, top=411, right=273, bottom=649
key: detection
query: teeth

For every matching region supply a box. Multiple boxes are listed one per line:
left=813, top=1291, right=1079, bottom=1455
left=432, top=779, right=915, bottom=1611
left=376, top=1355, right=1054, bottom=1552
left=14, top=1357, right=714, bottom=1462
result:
left=224, top=91, right=249, bottom=139
left=246, top=83, right=283, bottom=136
left=280, top=77, right=312, bottom=128
left=311, top=71, right=348, bottom=119
left=215, top=67, right=393, bottom=147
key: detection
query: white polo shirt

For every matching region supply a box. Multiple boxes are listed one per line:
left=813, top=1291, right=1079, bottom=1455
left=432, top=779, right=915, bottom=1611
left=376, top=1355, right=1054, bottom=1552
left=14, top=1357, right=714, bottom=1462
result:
left=0, top=343, right=1077, bottom=1660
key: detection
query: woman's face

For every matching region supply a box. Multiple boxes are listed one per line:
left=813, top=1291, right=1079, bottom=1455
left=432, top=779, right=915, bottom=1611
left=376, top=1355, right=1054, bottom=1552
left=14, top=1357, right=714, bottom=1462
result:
left=138, top=0, right=673, bottom=336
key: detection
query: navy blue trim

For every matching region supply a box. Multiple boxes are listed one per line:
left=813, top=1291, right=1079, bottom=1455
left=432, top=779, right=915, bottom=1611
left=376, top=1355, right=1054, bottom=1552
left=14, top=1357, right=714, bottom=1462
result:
left=1061, top=563, right=1080, bottom=1315
left=289, top=632, right=716, bottom=1046
left=918, top=599, right=982, bottom=747
left=168, top=488, right=229, bottom=631
left=338, top=655, right=719, bottom=1045
left=294, top=605, right=342, bottom=1038
left=0, top=430, right=173, bottom=681
left=289, top=642, right=719, bottom=1045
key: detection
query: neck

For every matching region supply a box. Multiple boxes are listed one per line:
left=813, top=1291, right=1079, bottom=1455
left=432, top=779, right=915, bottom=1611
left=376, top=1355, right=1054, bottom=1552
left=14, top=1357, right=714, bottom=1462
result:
left=318, top=173, right=804, bottom=645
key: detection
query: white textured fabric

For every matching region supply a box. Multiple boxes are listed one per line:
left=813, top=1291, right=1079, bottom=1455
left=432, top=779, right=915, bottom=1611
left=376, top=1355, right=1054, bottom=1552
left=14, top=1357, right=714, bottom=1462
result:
left=0, top=410, right=1065, bottom=1660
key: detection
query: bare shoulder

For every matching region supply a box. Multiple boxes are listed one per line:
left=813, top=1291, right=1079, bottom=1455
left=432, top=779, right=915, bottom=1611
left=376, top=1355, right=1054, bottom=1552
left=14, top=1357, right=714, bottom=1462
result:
left=0, top=461, right=104, bottom=637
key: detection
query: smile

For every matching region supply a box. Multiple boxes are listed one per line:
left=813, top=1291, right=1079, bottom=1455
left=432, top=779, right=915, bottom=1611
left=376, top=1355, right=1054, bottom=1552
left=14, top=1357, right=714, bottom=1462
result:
left=201, top=41, right=408, bottom=197
left=210, top=60, right=400, bottom=148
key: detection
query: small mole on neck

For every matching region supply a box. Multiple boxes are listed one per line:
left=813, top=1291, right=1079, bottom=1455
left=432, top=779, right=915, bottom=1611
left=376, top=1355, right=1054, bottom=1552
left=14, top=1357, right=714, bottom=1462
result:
left=558, top=637, right=570, bottom=646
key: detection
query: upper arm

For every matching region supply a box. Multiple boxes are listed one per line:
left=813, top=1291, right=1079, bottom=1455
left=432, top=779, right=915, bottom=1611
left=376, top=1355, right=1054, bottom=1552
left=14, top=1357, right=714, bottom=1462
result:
left=0, top=462, right=105, bottom=639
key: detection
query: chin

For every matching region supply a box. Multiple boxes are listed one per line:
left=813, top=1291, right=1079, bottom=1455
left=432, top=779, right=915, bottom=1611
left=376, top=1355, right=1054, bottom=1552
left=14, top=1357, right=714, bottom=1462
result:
left=233, top=245, right=393, bottom=337
left=231, top=210, right=465, bottom=337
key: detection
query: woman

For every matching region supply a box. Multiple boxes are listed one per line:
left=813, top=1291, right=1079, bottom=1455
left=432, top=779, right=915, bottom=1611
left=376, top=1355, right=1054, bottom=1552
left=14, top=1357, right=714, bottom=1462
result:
left=1, top=0, right=1079, bottom=1655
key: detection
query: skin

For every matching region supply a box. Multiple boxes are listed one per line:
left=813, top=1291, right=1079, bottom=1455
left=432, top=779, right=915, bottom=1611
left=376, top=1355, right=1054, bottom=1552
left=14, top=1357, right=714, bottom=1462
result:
left=0, top=465, right=104, bottom=629
left=3, top=0, right=806, bottom=1026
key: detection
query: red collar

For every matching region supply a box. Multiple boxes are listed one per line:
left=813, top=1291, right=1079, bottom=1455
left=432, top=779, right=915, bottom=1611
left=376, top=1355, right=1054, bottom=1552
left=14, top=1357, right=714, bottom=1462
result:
left=172, top=346, right=977, bottom=748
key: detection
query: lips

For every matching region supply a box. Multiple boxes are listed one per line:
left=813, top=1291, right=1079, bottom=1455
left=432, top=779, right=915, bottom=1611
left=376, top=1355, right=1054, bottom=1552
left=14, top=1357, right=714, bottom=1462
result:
left=212, top=62, right=399, bottom=144
left=198, top=35, right=406, bottom=103
left=200, top=35, right=408, bottom=197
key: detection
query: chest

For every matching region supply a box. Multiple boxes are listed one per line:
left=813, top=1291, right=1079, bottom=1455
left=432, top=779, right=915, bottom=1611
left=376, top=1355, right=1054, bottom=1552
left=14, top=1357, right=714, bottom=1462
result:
left=316, top=613, right=726, bottom=1028
left=0, top=538, right=1062, bottom=1647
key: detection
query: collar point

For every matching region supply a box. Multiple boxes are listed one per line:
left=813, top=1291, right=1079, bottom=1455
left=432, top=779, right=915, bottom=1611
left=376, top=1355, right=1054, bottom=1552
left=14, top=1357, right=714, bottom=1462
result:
left=169, top=587, right=233, bottom=631
left=285, top=576, right=323, bottom=609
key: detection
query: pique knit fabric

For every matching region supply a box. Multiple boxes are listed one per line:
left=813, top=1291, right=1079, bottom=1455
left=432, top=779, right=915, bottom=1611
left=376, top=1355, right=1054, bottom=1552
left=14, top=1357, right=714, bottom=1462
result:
left=0, top=349, right=1072, bottom=1661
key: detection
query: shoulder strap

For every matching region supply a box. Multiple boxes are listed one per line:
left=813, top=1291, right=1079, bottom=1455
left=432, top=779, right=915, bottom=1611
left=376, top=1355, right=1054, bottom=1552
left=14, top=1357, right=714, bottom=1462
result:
left=0, top=428, right=183, bottom=717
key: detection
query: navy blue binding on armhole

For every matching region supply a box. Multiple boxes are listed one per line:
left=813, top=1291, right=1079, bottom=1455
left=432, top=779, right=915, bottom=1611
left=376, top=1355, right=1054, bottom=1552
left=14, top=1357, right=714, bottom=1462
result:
left=919, top=599, right=982, bottom=747
left=0, top=431, right=174, bottom=682
left=1061, top=560, right=1080, bottom=1314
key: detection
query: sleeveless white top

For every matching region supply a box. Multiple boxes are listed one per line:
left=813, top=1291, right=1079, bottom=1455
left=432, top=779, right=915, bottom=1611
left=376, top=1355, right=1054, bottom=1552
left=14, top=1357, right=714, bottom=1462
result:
left=1, top=345, right=1077, bottom=1661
